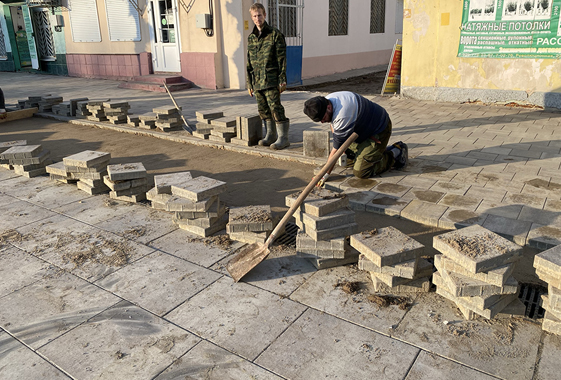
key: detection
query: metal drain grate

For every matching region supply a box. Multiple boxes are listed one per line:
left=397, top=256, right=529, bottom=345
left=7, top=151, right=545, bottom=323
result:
left=518, top=283, right=546, bottom=319
left=274, top=222, right=299, bottom=247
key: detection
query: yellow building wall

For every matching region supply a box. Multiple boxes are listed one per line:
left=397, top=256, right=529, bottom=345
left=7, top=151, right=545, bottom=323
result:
left=402, top=0, right=561, bottom=95
left=63, top=0, right=150, bottom=54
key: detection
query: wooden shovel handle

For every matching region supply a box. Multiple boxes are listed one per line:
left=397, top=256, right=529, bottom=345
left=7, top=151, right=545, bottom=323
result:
left=265, top=132, right=359, bottom=247
left=163, top=82, right=194, bottom=134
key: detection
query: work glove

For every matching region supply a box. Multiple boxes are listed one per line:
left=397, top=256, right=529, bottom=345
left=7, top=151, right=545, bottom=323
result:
left=316, top=173, right=329, bottom=187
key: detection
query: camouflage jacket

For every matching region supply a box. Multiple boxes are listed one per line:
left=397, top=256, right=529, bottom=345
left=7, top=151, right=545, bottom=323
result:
left=247, top=22, right=287, bottom=91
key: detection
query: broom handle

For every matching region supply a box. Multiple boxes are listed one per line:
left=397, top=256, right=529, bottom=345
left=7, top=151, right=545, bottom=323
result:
left=265, top=132, right=359, bottom=247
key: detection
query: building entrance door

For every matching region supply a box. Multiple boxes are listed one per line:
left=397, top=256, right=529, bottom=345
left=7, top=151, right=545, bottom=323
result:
left=148, top=0, right=181, bottom=72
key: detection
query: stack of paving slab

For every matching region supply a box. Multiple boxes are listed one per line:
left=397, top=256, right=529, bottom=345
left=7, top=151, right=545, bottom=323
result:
left=288, top=188, right=359, bottom=269
left=0, top=144, right=51, bottom=178
left=0, top=140, right=27, bottom=170
left=52, top=97, right=89, bottom=117
left=16, top=99, right=26, bottom=109
left=209, top=115, right=237, bottom=143
left=76, top=100, right=92, bottom=118
left=146, top=172, right=228, bottom=237
left=86, top=100, right=108, bottom=122
left=104, top=163, right=148, bottom=203
left=432, top=225, right=523, bottom=320
left=127, top=115, right=140, bottom=127
left=153, top=106, right=183, bottom=132
left=193, top=110, right=222, bottom=139
left=103, top=101, right=130, bottom=125
left=231, top=114, right=262, bottom=146
left=46, top=161, right=78, bottom=184
left=62, top=150, right=111, bottom=195
left=138, top=112, right=158, bottom=129
left=351, top=226, right=432, bottom=293
left=38, top=95, right=63, bottom=113
left=226, top=205, right=276, bottom=244
left=22, top=95, right=48, bottom=109
left=534, top=245, right=561, bottom=335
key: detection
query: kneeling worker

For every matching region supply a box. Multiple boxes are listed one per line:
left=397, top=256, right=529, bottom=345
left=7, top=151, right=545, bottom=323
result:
left=303, top=91, right=407, bottom=186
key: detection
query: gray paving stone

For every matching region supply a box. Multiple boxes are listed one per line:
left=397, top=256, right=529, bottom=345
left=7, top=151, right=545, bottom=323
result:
left=430, top=181, right=470, bottom=195
left=166, top=277, right=306, bottom=360
left=0, top=332, right=68, bottom=379
left=0, top=246, right=54, bottom=298
left=369, top=258, right=433, bottom=287
left=438, top=208, right=488, bottom=230
left=534, top=334, right=561, bottom=380
left=526, top=223, right=561, bottom=250
left=475, top=200, right=522, bottom=219
left=405, top=350, right=498, bottom=380
left=286, top=188, right=348, bottom=217
left=255, top=308, right=419, bottom=380
left=370, top=273, right=432, bottom=293
left=96, top=251, right=221, bottom=316
left=228, top=205, right=273, bottom=232
left=0, top=144, right=42, bottom=159
left=0, top=199, right=58, bottom=230
left=481, top=214, right=532, bottom=245
left=54, top=195, right=136, bottom=225
left=534, top=244, right=561, bottom=274
left=235, top=114, right=262, bottom=145
left=339, top=177, right=380, bottom=192
left=434, top=254, right=514, bottom=287
left=295, top=216, right=358, bottom=241
left=297, top=207, right=355, bottom=230
left=518, top=205, right=561, bottom=226
left=171, top=176, right=227, bottom=201
left=402, top=187, right=445, bottom=203
left=346, top=191, right=377, bottom=211
left=392, top=292, right=541, bottom=380
left=438, top=264, right=518, bottom=297
left=107, top=162, right=146, bottom=181
left=0, top=271, right=119, bottom=349
left=63, top=150, right=111, bottom=168
left=358, top=253, right=418, bottom=278
left=45, top=161, right=69, bottom=177
left=176, top=213, right=228, bottom=237
left=401, top=199, right=449, bottom=227
left=464, top=186, right=505, bottom=203
left=373, top=182, right=411, bottom=197
left=39, top=300, right=199, bottom=380
left=149, top=229, right=239, bottom=268
left=94, top=205, right=177, bottom=244
left=154, top=340, right=282, bottom=380
left=433, top=225, right=523, bottom=273
left=437, top=194, right=482, bottom=211
left=350, top=226, right=424, bottom=267
left=153, top=171, right=193, bottom=194
left=366, top=193, right=410, bottom=216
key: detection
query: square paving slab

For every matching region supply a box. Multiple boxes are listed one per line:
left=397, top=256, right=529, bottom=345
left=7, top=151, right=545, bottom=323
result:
left=0, top=331, right=68, bottom=379
left=94, top=205, right=178, bottom=244
left=12, top=214, right=155, bottom=282
left=255, top=308, right=419, bottom=380
left=0, top=246, right=55, bottom=298
left=154, top=171, right=193, bottom=194
left=391, top=292, right=541, bottom=380
left=290, top=265, right=414, bottom=334
left=533, top=333, right=561, bottom=380
left=166, top=277, right=307, bottom=360
left=405, top=351, right=498, bottom=380
left=154, top=340, right=283, bottom=380
left=54, top=195, right=137, bottom=225
left=0, top=199, right=58, bottom=231
left=171, top=176, right=227, bottom=201
left=149, top=229, right=239, bottom=267
left=433, top=225, right=523, bottom=273
left=39, top=300, right=200, bottom=380
left=96, top=251, right=222, bottom=316
left=0, top=271, right=119, bottom=349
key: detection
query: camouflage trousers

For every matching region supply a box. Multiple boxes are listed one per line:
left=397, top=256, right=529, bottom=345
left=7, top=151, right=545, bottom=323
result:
left=254, top=87, right=287, bottom=122
left=347, top=120, right=394, bottom=179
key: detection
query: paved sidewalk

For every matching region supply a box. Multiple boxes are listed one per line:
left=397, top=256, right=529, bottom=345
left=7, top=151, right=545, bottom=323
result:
left=3, top=71, right=561, bottom=249
left=1, top=71, right=561, bottom=379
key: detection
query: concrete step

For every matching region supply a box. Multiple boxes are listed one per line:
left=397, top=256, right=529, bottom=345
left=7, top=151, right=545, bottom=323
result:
left=118, top=80, right=193, bottom=93
left=131, top=74, right=185, bottom=84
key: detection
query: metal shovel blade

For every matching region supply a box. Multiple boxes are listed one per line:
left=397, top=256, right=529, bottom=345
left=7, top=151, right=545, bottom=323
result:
left=227, top=242, right=270, bottom=282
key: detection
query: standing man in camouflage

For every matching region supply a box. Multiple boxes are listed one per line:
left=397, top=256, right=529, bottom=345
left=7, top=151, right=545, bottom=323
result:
left=247, top=2, right=290, bottom=150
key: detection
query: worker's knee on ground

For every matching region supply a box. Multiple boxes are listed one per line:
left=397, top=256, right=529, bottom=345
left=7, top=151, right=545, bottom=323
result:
left=353, top=168, right=372, bottom=179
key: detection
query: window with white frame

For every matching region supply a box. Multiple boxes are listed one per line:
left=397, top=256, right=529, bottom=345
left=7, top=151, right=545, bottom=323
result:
left=328, top=0, right=348, bottom=36
left=69, top=0, right=102, bottom=42
left=105, top=0, right=141, bottom=41
left=370, top=0, right=386, bottom=34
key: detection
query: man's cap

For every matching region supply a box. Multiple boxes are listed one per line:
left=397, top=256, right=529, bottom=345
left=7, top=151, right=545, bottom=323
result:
left=303, top=96, right=329, bottom=122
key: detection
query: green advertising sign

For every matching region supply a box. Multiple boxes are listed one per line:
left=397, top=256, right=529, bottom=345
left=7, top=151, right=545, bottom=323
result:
left=458, top=0, right=561, bottom=58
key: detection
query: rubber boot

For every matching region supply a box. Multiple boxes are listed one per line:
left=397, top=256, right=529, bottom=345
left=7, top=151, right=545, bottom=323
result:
left=270, top=119, right=290, bottom=150
left=258, top=119, right=277, bottom=146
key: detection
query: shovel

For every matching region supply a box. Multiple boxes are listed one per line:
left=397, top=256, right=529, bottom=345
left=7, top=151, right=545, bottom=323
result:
left=227, top=132, right=359, bottom=282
